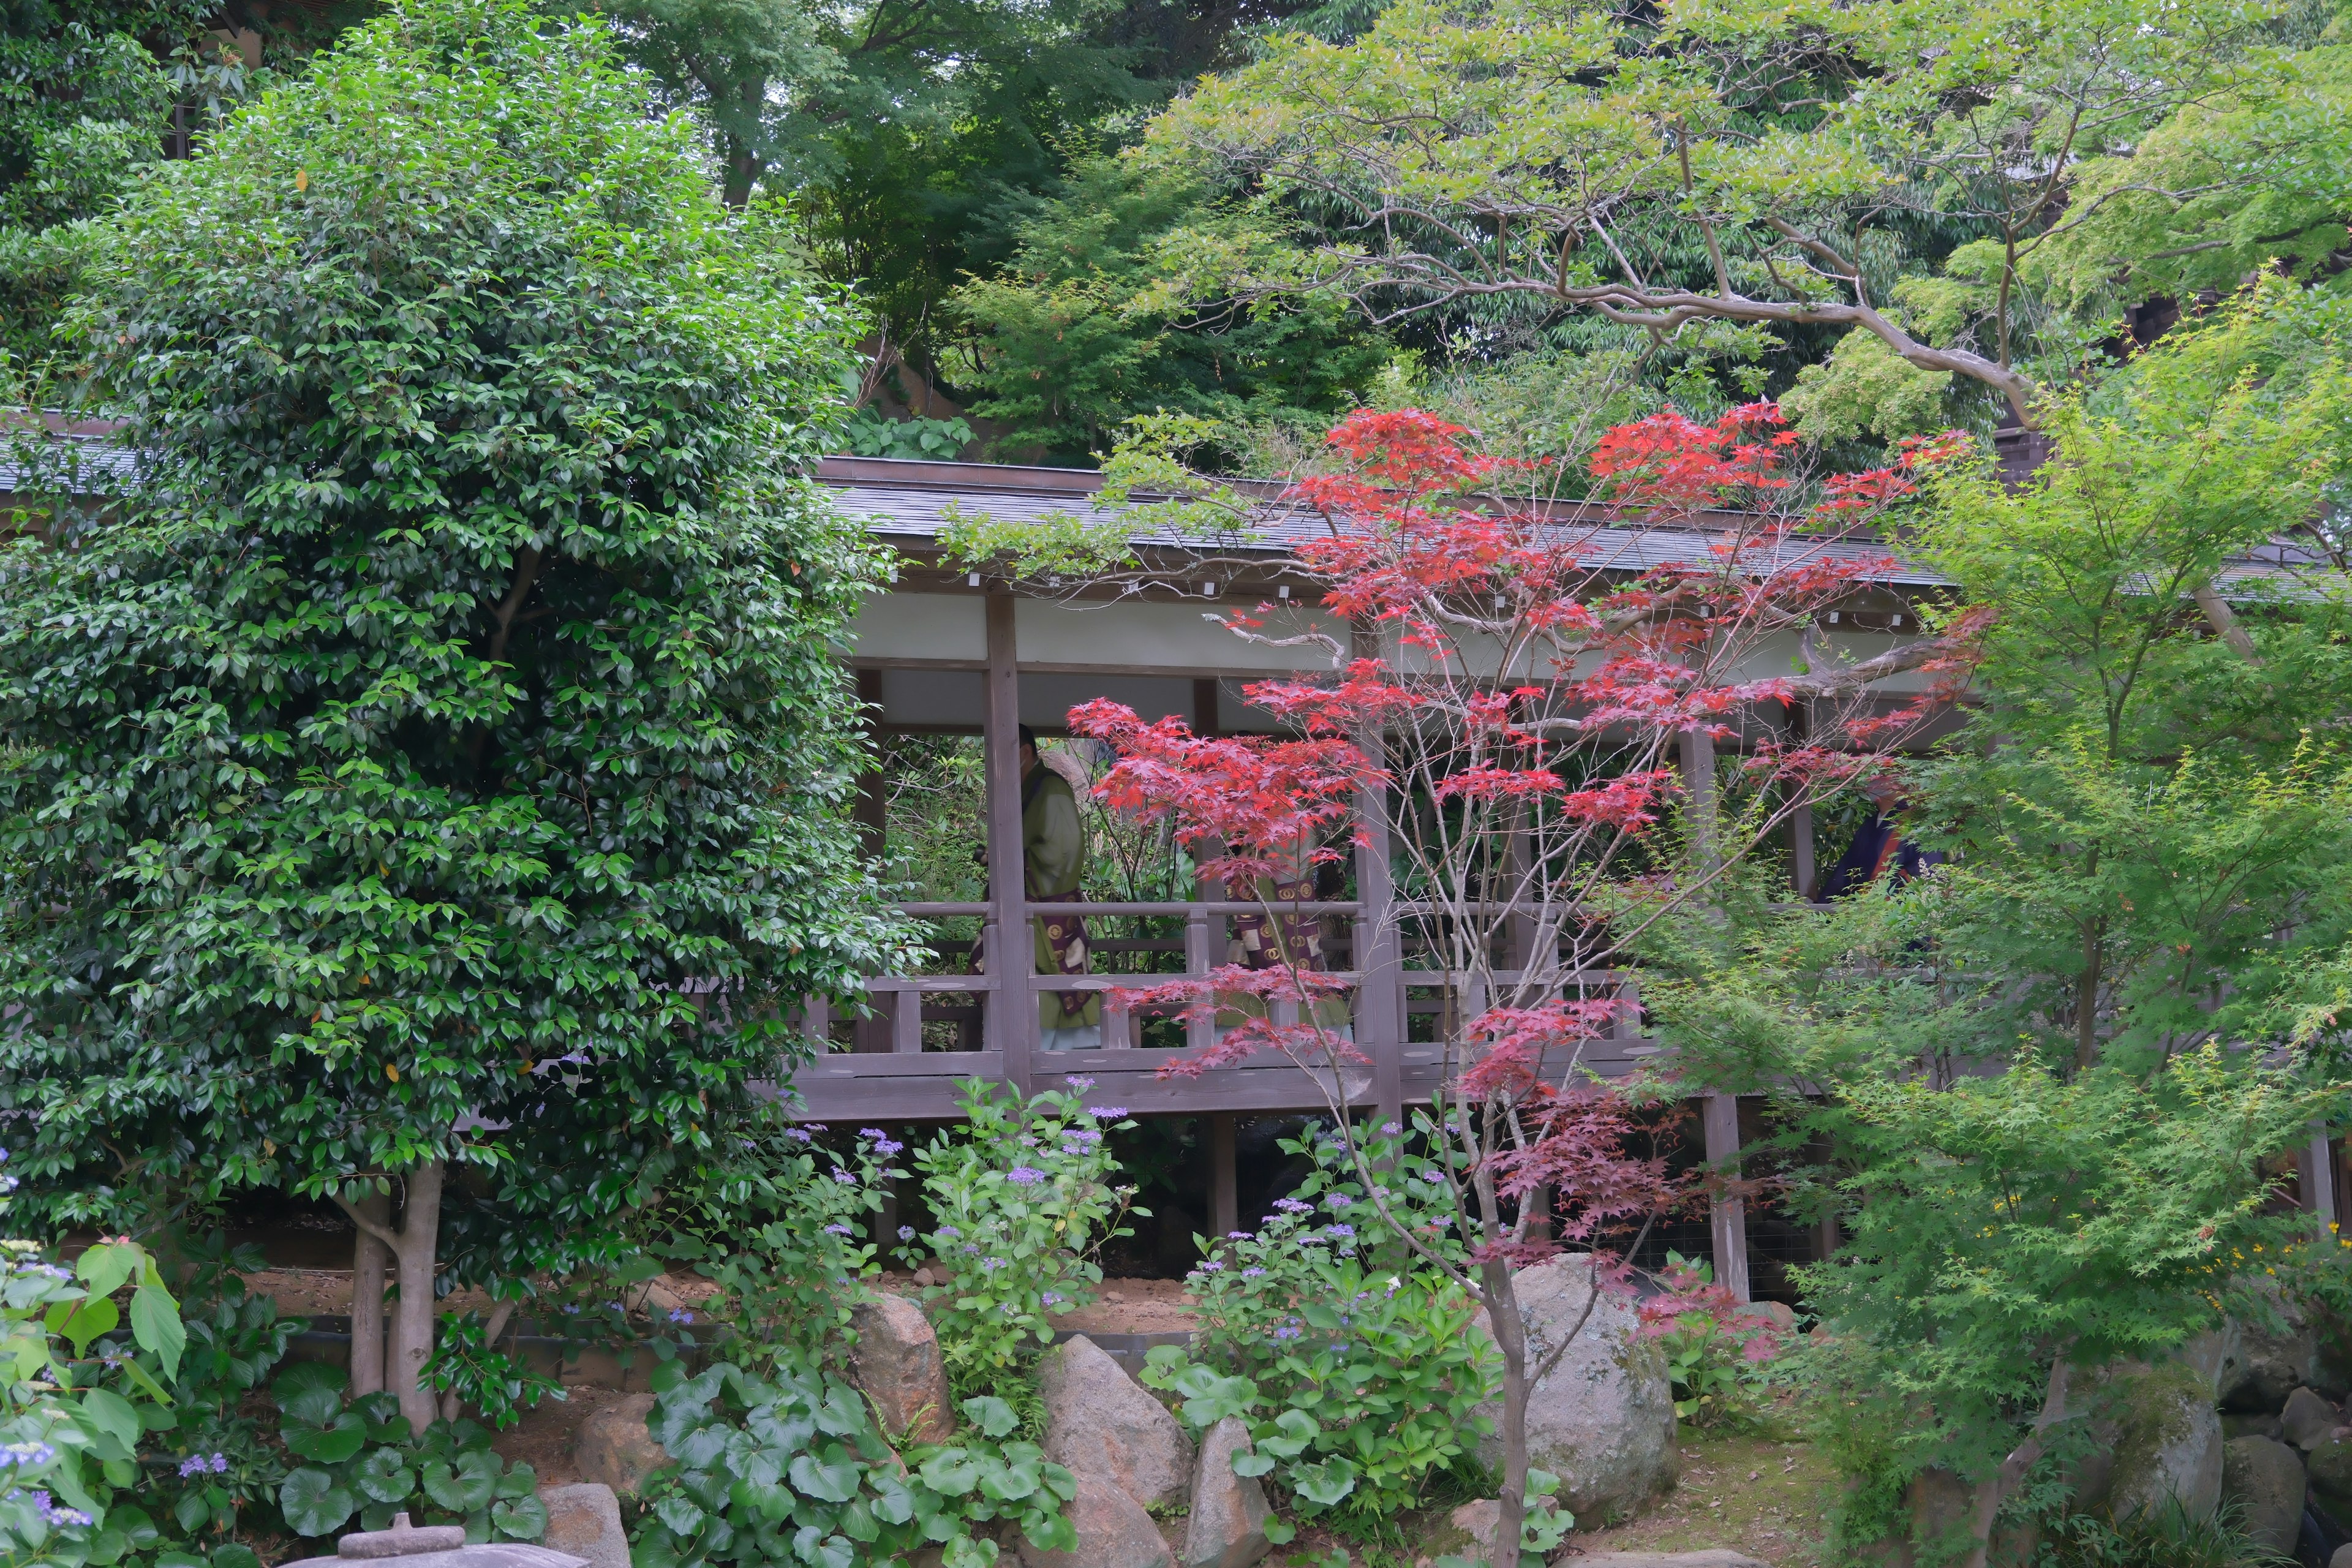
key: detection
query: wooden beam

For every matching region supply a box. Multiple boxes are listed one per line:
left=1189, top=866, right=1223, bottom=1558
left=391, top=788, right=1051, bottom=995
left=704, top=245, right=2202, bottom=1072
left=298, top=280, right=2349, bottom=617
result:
left=1209, top=1114, right=1238, bottom=1241
left=1703, top=1093, right=1752, bottom=1303
left=2301, top=1126, right=2337, bottom=1235
left=1351, top=624, right=1403, bottom=1126
left=985, top=590, right=1035, bottom=1094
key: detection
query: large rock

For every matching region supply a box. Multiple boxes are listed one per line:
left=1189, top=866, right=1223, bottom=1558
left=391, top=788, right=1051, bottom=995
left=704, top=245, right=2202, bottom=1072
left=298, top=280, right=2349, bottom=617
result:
left=853, top=1294, right=954, bottom=1442
left=2223, top=1282, right=2320, bottom=1412
left=2073, top=1362, right=2223, bottom=1523
left=2308, top=1436, right=2352, bottom=1518
left=539, top=1483, right=628, bottom=1568
left=2334, top=1548, right=2352, bottom=1568
left=1183, top=1418, right=1270, bottom=1568
left=575, top=1392, right=670, bottom=1497
left=1470, top=1256, right=1678, bottom=1525
left=1018, top=1471, right=1174, bottom=1568
left=2221, top=1435, right=2305, bottom=1559
left=2286, top=1387, right=2343, bottom=1450
left=1039, top=1335, right=1194, bottom=1512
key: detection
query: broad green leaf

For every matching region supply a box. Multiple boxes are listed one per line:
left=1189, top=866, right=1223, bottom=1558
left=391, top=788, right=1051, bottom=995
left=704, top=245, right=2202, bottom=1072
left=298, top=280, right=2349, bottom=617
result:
left=354, top=1447, right=417, bottom=1504
left=280, top=1467, right=358, bottom=1539
left=959, top=1396, right=1019, bottom=1439
left=423, top=1450, right=499, bottom=1512
left=75, top=1244, right=138, bottom=1303
left=491, top=1494, right=548, bottom=1540
left=287, top=1411, right=368, bottom=1464
left=789, top=1448, right=861, bottom=1504
left=129, top=1285, right=185, bottom=1381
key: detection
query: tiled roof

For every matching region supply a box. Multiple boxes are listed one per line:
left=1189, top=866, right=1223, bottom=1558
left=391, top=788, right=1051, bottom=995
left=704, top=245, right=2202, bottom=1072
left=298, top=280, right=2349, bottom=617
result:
left=814, top=456, right=1959, bottom=588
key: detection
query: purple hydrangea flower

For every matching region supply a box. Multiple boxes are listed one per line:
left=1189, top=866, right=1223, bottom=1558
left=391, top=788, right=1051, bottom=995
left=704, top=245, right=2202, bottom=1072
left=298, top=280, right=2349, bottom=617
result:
left=0, top=1444, right=57, bottom=1470
left=1227, top=1231, right=1251, bottom=1240
left=1197, top=1259, right=1224, bottom=1272
left=783, top=1128, right=814, bottom=1143
left=668, top=1308, right=696, bottom=1324
left=1380, top=1121, right=1401, bottom=1135
left=1273, top=1197, right=1313, bottom=1214
left=938, top=1226, right=961, bottom=1239
left=831, top=1169, right=856, bottom=1185
left=1326, top=1224, right=1355, bottom=1238
left=1242, top=1267, right=1266, bottom=1278
left=28, top=1493, right=91, bottom=1528
left=1007, top=1166, right=1046, bottom=1185
left=898, top=1226, right=916, bottom=1242
left=1328, top=1193, right=1353, bottom=1207
left=1065, top=1076, right=1096, bottom=1090
left=824, top=1223, right=854, bottom=1237
left=1087, top=1106, right=1127, bottom=1120
left=875, top=1139, right=904, bottom=1156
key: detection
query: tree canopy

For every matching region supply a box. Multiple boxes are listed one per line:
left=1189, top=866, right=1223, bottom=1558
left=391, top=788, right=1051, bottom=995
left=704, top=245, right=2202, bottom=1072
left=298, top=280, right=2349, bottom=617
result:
left=0, top=0, right=907, bottom=1411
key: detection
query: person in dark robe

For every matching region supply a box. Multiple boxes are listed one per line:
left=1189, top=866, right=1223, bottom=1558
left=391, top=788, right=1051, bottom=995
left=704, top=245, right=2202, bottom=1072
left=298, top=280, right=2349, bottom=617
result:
left=1815, top=774, right=1944, bottom=901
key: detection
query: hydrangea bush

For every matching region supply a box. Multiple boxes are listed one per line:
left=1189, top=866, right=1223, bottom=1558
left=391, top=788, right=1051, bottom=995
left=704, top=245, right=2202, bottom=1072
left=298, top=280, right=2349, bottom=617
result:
left=899, top=1080, right=1141, bottom=1397
left=1142, top=1121, right=1498, bottom=1528
left=0, top=1163, right=186, bottom=1567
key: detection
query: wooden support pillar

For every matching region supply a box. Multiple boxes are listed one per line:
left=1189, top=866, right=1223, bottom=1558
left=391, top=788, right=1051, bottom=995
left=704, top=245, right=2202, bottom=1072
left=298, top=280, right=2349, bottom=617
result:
left=1351, top=625, right=1403, bottom=1126
left=1790, top=803, right=1816, bottom=902
left=1681, top=726, right=1717, bottom=872
left=1702, top=1093, right=1751, bottom=1303
left=852, top=668, right=894, bottom=1053
left=2300, top=1126, right=2338, bottom=1236
left=984, top=590, right=1035, bottom=1093
left=1208, top=1114, right=1238, bottom=1242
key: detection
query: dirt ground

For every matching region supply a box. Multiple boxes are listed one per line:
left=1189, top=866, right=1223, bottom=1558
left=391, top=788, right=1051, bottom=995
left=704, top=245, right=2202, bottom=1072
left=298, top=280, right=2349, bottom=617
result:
left=1559, top=1428, right=1841, bottom=1567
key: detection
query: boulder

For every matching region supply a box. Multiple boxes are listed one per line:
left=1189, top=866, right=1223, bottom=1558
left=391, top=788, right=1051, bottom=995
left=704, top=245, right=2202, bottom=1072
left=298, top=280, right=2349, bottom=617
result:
left=2223, top=1283, right=2320, bottom=1413
left=2073, top=1362, right=2223, bottom=1523
left=2223, top=1412, right=2284, bottom=1442
left=2175, top=1324, right=2241, bottom=1399
left=1740, top=1302, right=1797, bottom=1335
left=1039, top=1335, right=1195, bottom=1512
left=853, top=1293, right=954, bottom=1442
left=1183, top=1419, right=1270, bottom=1568
left=575, top=1393, right=670, bottom=1497
left=2334, top=1548, right=2352, bottom=1568
left=538, top=1483, right=629, bottom=1568
left=2220, top=1436, right=2305, bottom=1559
left=2308, top=1436, right=2352, bottom=1518
left=2286, top=1387, right=2343, bottom=1450
left=1470, top=1256, right=1678, bottom=1525
left=1446, top=1500, right=1500, bottom=1561
left=1018, top=1471, right=1175, bottom=1568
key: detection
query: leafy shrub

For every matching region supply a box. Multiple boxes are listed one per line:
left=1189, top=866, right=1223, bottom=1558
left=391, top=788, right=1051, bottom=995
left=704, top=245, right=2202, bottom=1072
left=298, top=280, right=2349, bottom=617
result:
left=2035, top=1497, right=2289, bottom=1568
left=845, top=408, right=974, bottom=460
left=1636, top=1253, right=1784, bottom=1430
left=630, top=1359, right=1076, bottom=1568
left=900, top=1079, right=1141, bottom=1396
left=423, top=1311, right=564, bottom=1432
left=1141, top=1120, right=1496, bottom=1526
left=147, top=1243, right=301, bottom=1551
left=0, top=1229, right=186, bottom=1567
left=657, top=1119, right=904, bottom=1372
left=269, top=1363, right=546, bottom=1544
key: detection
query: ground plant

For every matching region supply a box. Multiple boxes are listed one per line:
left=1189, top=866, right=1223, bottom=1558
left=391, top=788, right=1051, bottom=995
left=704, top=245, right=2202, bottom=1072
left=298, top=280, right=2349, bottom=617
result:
left=1144, top=1120, right=1495, bottom=1528
left=268, top=1363, right=546, bottom=1545
left=1636, top=1254, right=1782, bottom=1431
left=631, top=1362, right=1076, bottom=1568
left=899, top=1080, right=1142, bottom=1401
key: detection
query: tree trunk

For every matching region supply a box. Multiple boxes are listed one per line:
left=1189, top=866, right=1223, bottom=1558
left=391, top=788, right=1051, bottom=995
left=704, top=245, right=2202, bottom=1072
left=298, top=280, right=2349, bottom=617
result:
left=1962, top=1359, right=2070, bottom=1568
left=350, top=1191, right=391, bottom=1396
left=390, top=1162, right=445, bottom=1434
left=2074, top=927, right=2103, bottom=1072
left=1482, top=1259, right=1530, bottom=1568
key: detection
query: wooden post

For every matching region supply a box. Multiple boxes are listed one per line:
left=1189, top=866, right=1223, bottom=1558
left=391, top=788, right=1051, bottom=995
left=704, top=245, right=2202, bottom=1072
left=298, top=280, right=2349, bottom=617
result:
left=1681, top=726, right=1717, bottom=872
left=1351, top=627, right=1403, bottom=1126
left=1790, top=802, right=1816, bottom=902
left=2300, top=1126, right=2338, bottom=1236
left=984, top=590, right=1035, bottom=1093
left=1188, top=681, right=1219, bottom=1052
left=1702, top=1093, right=1751, bottom=1303
left=1209, top=1114, right=1238, bottom=1241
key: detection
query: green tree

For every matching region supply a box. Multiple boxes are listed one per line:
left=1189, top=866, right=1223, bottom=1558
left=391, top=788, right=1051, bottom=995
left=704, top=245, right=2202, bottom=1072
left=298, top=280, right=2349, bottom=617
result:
left=951, top=156, right=1394, bottom=461
left=1136, top=0, right=2345, bottom=432
left=1643, top=290, right=2352, bottom=1566
left=0, top=0, right=905, bottom=1433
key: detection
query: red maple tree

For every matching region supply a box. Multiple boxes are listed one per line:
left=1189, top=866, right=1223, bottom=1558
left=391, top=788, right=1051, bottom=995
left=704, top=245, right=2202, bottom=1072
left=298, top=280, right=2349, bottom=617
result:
left=1072, top=403, right=1970, bottom=1559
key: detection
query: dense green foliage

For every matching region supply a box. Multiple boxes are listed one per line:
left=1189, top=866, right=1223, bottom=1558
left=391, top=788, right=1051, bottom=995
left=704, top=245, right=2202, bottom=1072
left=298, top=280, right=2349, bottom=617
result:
left=0, top=0, right=906, bottom=1274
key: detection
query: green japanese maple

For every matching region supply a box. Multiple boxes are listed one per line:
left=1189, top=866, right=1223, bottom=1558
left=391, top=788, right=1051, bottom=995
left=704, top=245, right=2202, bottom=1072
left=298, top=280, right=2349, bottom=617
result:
left=0, top=0, right=907, bottom=1431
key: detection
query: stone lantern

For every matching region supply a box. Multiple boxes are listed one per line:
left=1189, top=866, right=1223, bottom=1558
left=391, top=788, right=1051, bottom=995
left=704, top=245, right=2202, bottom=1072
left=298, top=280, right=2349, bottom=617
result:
left=277, top=1513, right=589, bottom=1568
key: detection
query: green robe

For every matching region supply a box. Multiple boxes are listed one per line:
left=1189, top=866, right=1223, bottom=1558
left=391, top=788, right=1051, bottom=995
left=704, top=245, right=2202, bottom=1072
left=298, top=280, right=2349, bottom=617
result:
left=1023, top=764, right=1100, bottom=1031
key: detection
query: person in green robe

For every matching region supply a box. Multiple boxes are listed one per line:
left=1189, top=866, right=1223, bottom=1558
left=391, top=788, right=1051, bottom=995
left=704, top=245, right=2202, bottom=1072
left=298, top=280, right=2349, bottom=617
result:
left=1020, top=726, right=1102, bottom=1049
